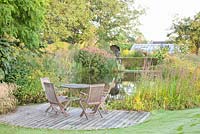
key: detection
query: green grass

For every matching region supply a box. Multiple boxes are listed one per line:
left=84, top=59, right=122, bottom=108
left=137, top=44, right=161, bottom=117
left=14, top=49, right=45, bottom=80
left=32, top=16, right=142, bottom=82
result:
left=0, top=108, right=200, bottom=134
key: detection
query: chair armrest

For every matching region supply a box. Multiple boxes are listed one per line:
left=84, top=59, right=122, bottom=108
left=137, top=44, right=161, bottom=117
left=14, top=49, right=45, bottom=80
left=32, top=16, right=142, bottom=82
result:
left=103, top=91, right=109, bottom=94
left=79, top=92, right=88, bottom=100
left=54, top=86, right=66, bottom=96
left=80, top=92, right=88, bottom=96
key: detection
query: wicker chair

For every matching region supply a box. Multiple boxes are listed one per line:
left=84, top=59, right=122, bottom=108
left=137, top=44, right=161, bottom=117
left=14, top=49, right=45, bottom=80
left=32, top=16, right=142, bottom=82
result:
left=40, top=78, right=71, bottom=115
left=79, top=84, right=105, bottom=120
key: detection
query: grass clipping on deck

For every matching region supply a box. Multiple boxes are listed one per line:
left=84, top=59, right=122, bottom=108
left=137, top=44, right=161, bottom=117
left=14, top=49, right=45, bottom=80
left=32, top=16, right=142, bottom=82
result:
left=0, top=83, right=17, bottom=114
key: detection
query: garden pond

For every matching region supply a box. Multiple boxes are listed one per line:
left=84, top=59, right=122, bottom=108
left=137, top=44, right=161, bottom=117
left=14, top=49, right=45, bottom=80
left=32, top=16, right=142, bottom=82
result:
left=71, top=71, right=161, bottom=100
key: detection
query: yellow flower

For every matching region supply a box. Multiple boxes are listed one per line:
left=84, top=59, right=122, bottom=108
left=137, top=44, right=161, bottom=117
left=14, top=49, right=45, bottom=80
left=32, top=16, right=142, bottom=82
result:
left=122, top=49, right=130, bottom=56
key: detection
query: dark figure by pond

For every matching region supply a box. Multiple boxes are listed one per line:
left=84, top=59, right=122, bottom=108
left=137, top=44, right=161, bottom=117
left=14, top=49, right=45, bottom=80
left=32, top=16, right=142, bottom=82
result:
left=110, top=45, right=120, bottom=57
left=109, top=82, right=120, bottom=96
left=110, top=45, right=121, bottom=64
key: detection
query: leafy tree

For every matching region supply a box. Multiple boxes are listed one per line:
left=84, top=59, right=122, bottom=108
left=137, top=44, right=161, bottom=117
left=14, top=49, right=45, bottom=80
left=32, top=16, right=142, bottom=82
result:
left=168, top=12, right=200, bottom=55
left=44, top=0, right=144, bottom=47
left=90, top=0, right=144, bottom=48
left=44, top=0, right=95, bottom=44
left=0, top=0, right=46, bottom=49
left=0, top=0, right=46, bottom=81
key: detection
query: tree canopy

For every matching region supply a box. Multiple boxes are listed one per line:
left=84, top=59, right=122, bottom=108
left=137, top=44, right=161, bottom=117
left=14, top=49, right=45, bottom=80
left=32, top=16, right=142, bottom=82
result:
left=0, top=0, right=46, bottom=81
left=0, top=0, right=46, bottom=49
left=44, top=0, right=94, bottom=44
left=168, top=12, right=200, bottom=55
left=44, top=0, right=144, bottom=46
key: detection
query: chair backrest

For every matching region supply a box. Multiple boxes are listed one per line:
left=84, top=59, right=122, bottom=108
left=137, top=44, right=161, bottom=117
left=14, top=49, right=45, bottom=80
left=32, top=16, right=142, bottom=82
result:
left=40, top=77, right=50, bottom=91
left=104, top=78, right=115, bottom=94
left=43, top=82, right=59, bottom=104
left=87, top=84, right=105, bottom=105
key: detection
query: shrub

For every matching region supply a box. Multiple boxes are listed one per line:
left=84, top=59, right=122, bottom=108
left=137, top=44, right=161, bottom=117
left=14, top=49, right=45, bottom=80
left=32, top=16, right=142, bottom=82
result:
left=0, top=38, right=20, bottom=82
left=6, top=50, right=46, bottom=104
left=0, top=83, right=17, bottom=114
left=120, top=57, right=158, bottom=70
left=73, top=47, right=117, bottom=84
left=151, top=48, right=169, bottom=63
left=121, top=50, right=145, bottom=57
left=5, top=43, right=72, bottom=104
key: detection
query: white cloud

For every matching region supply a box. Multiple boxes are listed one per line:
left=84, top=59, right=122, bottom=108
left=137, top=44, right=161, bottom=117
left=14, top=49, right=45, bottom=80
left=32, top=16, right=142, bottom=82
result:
left=135, top=0, right=200, bottom=41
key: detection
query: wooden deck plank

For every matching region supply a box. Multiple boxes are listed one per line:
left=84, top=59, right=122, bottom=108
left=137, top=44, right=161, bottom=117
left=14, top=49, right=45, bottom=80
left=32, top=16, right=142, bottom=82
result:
left=122, top=112, right=148, bottom=127
left=121, top=111, right=141, bottom=127
left=0, top=103, right=150, bottom=130
left=35, top=108, right=79, bottom=128
left=34, top=114, right=66, bottom=128
left=5, top=112, right=43, bottom=125
left=101, top=111, right=129, bottom=128
left=66, top=108, right=106, bottom=129
left=134, top=112, right=150, bottom=123
left=78, top=110, right=119, bottom=129
left=50, top=109, right=83, bottom=129
left=13, top=111, right=51, bottom=127
left=15, top=113, right=47, bottom=127
left=97, top=111, right=127, bottom=127
left=110, top=111, right=136, bottom=128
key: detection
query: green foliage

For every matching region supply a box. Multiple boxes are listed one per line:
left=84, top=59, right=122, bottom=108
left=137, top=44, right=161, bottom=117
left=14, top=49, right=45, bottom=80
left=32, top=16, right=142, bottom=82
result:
left=120, top=57, right=158, bottom=70
left=0, top=0, right=46, bottom=49
left=113, top=32, right=134, bottom=51
left=44, top=0, right=144, bottom=46
left=168, top=12, right=200, bottom=55
left=0, top=38, right=18, bottom=81
left=0, top=37, right=26, bottom=82
left=92, top=0, right=144, bottom=45
left=133, top=51, right=146, bottom=57
left=121, top=50, right=147, bottom=57
left=152, top=48, right=168, bottom=63
left=109, top=57, right=200, bottom=111
left=5, top=46, right=72, bottom=104
left=6, top=50, right=46, bottom=104
left=0, top=0, right=46, bottom=81
left=44, top=0, right=94, bottom=44
left=73, top=49, right=117, bottom=84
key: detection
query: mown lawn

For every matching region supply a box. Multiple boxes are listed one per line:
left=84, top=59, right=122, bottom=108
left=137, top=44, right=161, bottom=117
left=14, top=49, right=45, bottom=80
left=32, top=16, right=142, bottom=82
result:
left=0, top=108, right=200, bottom=134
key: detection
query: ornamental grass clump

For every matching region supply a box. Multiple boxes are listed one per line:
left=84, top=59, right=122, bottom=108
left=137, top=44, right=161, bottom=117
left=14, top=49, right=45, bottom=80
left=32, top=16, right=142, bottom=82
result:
left=133, top=66, right=200, bottom=111
left=0, top=83, right=17, bottom=114
left=109, top=57, right=200, bottom=111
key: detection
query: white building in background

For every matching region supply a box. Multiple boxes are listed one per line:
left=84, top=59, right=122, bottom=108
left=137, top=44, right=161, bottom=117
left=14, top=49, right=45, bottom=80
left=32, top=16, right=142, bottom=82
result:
left=130, top=42, right=177, bottom=54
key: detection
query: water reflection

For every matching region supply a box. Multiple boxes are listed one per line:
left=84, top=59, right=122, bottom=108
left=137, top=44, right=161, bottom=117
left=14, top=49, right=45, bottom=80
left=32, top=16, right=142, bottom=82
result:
left=72, top=71, right=140, bottom=97
left=122, top=82, right=136, bottom=95
left=109, top=73, right=138, bottom=97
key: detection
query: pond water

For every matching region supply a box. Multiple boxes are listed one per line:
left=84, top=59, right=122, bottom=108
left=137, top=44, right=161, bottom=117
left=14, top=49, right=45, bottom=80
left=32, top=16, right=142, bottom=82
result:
left=109, top=72, right=139, bottom=99
left=69, top=70, right=161, bottom=101
left=72, top=71, right=142, bottom=98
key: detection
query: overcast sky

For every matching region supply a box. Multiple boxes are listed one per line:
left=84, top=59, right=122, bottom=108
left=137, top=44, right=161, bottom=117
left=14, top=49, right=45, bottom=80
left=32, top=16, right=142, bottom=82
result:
left=135, top=0, right=200, bottom=41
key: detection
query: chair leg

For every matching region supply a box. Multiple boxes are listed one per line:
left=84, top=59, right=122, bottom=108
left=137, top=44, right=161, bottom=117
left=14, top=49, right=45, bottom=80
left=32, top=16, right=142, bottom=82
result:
left=64, top=100, right=72, bottom=111
left=92, top=105, right=99, bottom=114
left=98, top=109, right=103, bottom=118
left=100, top=103, right=108, bottom=114
left=79, top=100, right=88, bottom=120
left=59, top=104, right=68, bottom=116
left=45, top=105, right=51, bottom=112
left=51, top=104, right=59, bottom=114
left=95, top=104, right=103, bottom=118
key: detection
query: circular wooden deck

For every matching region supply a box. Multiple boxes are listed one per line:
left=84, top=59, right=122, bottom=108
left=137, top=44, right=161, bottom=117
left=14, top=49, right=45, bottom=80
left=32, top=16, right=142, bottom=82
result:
left=0, top=103, right=150, bottom=130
